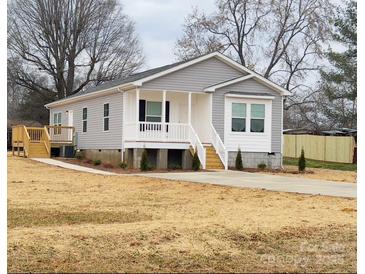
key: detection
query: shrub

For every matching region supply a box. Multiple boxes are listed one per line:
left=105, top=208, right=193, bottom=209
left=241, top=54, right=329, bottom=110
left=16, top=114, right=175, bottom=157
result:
left=235, top=149, right=243, bottom=170
left=93, top=159, right=102, bottom=166
left=258, top=163, right=267, bottom=170
left=192, top=149, right=201, bottom=171
left=103, top=163, right=114, bottom=169
left=140, top=149, right=150, bottom=171
left=75, top=150, right=84, bottom=160
left=298, top=148, right=306, bottom=172
left=119, top=161, right=128, bottom=169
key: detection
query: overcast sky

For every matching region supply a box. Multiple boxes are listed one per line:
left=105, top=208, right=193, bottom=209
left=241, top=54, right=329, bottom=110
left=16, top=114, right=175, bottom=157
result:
left=122, top=0, right=216, bottom=69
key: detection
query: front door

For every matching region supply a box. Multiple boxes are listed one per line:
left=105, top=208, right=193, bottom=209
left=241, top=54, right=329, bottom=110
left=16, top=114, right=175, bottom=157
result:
left=67, top=110, right=73, bottom=141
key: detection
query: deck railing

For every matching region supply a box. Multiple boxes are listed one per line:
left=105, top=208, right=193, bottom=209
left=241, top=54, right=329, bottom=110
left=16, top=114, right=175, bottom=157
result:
left=46, top=126, right=74, bottom=143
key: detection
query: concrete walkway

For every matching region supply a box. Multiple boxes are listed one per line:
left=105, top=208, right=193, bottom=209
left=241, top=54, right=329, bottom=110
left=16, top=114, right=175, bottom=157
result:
left=141, top=170, right=357, bottom=198
left=31, top=158, right=118, bottom=176
left=31, top=158, right=356, bottom=198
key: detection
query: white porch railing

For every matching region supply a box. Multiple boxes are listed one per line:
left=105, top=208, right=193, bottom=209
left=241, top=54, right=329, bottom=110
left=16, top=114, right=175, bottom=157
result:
left=124, top=121, right=206, bottom=169
left=125, top=122, right=190, bottom=142
left=210, top=123, right=228, bottom=170
left=188, top=125, right=206, bottom=169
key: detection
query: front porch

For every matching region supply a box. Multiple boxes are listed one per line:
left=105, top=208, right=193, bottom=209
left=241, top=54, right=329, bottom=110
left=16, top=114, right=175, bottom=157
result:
left=122, top=88, right=227, bottom=169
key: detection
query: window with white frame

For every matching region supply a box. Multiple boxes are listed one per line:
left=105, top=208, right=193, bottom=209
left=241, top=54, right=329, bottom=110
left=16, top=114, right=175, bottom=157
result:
left=231, top=103, right=246, bottom=132
left=250, top=104, right=265, bottom=132
left=103, top=103, right=109, bottom=131
left=82, top=107, right=87, bottom=132
left=53, top=112, right=62, bottom=134
left=146, top=101, right=162, bottom=122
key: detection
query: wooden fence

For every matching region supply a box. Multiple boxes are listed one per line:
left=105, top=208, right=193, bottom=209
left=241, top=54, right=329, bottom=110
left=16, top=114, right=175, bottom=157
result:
left=283, top=134, right=356, bottom=163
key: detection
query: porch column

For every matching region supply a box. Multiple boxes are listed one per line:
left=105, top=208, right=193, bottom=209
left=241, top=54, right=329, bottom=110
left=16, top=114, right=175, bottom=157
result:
left=162, top=90, right=166, bottom=139
left=188, top=92, right=192, bottom=125
left=135, top=88, right=139, bottom=141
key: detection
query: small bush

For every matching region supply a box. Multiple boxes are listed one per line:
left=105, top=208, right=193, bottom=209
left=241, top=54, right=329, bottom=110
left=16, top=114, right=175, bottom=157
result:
left=192, top=149, right=201, bottom=171
left=298, top=148, right=306, bottom=172
left=103, top=163, right=114, bottom=169
left=235, top=149, right=243, bottom=170
left=140, top=149, right=150, bottom=171
left=258, top=163, right=267, bottom=170
left=119, top=161, right=128, bottom=169
left=75, top=150, right=84, bottom=160
left=93, top=159, right=102, bottom=166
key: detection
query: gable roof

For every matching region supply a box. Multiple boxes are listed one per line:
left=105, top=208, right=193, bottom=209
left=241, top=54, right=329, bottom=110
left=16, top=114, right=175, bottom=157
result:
left=46, top=52, right=290, bottom=108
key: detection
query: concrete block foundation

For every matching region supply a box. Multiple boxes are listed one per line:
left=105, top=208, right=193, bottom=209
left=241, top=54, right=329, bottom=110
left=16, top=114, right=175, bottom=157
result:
left=228, top=151, right=282, bottom=169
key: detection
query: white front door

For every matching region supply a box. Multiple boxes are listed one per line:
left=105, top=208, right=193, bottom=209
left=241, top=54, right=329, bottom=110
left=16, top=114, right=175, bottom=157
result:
left=67, top=110, right=73, bottom=141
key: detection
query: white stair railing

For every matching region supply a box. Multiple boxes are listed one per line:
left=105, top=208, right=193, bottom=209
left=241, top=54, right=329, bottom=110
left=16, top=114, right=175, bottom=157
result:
left=188, top=125, right=206, bottom=169
left=210, top=123, right=228, bottom=170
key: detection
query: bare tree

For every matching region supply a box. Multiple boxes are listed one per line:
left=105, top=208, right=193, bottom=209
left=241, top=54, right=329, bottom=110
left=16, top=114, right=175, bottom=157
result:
left=8, top=0, right=144, bottom=100
left=175, top=0, right=333, bottom=96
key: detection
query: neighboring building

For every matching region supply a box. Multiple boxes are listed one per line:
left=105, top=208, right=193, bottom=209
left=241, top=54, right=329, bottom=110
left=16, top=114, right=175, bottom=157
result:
left=45, top=52, right=290, bottom=169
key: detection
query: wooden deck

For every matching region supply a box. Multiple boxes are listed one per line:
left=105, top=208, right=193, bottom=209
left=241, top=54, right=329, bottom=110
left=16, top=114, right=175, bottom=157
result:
left=12, top=125, right=75, bottom=158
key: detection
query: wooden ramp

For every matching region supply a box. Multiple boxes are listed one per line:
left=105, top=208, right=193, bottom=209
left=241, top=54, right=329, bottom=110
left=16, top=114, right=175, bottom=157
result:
left=12, top=125, right=74, bottom=158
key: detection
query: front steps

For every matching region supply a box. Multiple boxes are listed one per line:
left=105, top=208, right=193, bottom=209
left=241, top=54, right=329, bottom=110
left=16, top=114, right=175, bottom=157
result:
left=205, top=145, right=224, bottom=170
left=27, top=142, right=49, bottom=158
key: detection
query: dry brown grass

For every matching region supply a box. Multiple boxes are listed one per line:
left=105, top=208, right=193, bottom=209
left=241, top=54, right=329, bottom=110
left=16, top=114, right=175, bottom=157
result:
left=8, top=155, right=357, bottom=272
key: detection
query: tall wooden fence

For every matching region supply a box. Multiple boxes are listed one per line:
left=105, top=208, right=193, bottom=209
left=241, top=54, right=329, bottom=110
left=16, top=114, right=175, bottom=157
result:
left=283, top=134, right=356, bottom=163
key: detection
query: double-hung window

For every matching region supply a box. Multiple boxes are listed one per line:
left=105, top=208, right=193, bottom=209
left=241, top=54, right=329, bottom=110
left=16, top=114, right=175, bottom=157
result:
left=53, top=112, right=62, bottom=134
left=250, top=104, right=265, bottom=133
left=103, top=103, right=109, bottom=131
left=231, top=103, right=246, bottom=132
left=146, top=101, right=162, bottom=122
left=82, top=108, right=87, bottom=132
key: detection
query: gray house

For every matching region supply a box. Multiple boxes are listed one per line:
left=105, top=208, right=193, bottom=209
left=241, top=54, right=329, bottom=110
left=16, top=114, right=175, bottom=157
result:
left=45, top=52, right=290, bottom=169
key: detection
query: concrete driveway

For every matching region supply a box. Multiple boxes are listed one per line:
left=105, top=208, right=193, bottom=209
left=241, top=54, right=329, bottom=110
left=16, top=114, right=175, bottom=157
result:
left=141, top=170, right=356, bottom=198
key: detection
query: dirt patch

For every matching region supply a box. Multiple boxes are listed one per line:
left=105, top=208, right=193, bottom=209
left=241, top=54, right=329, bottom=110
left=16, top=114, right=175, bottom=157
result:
left=242, top=165, right=356, bottom=183
left=7, top=155, right=356, bottom=272
left=58, top=158, right=211, bottom=174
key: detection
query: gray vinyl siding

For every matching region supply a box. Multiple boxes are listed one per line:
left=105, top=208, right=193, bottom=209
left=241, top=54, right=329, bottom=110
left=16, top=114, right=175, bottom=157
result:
left=213, top=79, right=283, bottom=152
left=142, top=57, right=245, bottom=91
left=49, top=92, right=123, bottom=149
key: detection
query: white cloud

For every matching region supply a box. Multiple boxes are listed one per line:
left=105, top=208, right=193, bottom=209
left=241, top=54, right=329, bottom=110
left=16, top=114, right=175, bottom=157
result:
left=121, top=0, right=216, bottom=68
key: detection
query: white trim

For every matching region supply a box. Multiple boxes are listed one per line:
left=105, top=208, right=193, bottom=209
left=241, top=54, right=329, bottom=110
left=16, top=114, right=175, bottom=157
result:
left=188, top=92, right=192, bottom=125
left=82, top=106, right=88, bottom=133
left=45, top=84, right=133, bottom=108
left=123, top=141, right=190, bottom=150
left=135, top=88, right=139, bottom=140
left=102, top=102, right=110, bottom=132
left=204, top=75, right=254, bottom=92
left=225, top=94, right=275, bottom=100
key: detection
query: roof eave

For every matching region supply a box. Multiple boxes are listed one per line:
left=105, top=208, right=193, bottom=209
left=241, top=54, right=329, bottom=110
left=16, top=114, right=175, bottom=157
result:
left=45, top=82, right=137, bottom=108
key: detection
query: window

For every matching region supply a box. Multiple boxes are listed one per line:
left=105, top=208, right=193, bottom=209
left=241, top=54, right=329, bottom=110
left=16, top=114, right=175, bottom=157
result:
left=82, top=107, right=87, bottom=132
left=53, top=112, right=62, bottom=134
left=146, top=101, right=162, bottom=122
left=103, top=103, right=109, bottom=131
left=231, top=103, right=246, bottom=132
left=250, top=104, right=265, bottom=132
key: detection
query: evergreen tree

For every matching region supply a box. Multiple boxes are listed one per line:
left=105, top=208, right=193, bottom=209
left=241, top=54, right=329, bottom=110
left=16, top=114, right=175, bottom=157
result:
left=298, top=148, right=306, bottom=173
left=192, top=149, right=201, bottom=171
left=320, top=1, right=357, bottom=128
left=140, top=149, right=149, bottom=171
left=235, top=149, right=243, bottom=170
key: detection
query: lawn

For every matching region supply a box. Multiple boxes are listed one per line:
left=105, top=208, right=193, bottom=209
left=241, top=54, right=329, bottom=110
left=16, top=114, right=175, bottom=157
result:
left=283, top=157, right=357, bottom=171
left=8, top=155, right=356, bottom=272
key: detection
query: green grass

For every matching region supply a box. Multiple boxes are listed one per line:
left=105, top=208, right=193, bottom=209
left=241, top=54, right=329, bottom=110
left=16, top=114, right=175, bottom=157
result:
left=283, top=157, right=357, bottom=171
